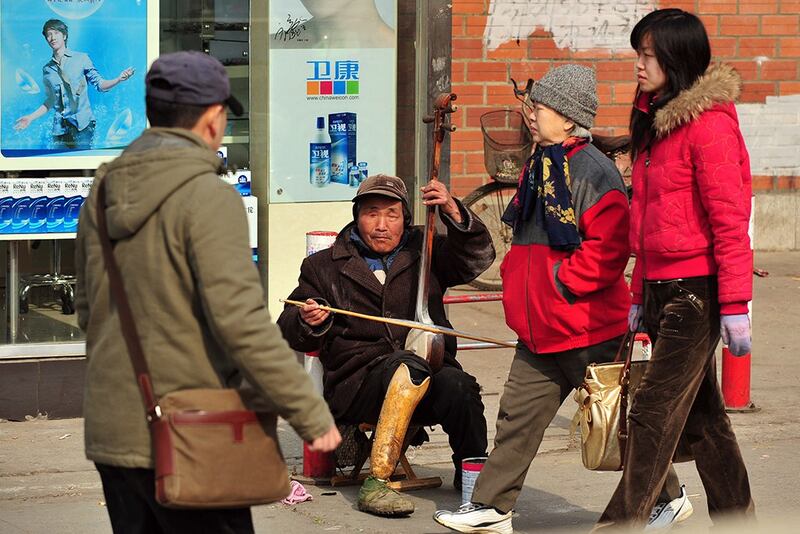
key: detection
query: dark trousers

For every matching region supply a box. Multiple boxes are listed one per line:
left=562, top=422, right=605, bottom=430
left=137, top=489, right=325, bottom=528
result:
left=599, top=277, right=754, bottom=527
left=472, top=337, right=680, bottom=513
left=342, top=351, right=488, bottom=475
left=95, top=463, right=254, bottom=534
left=54, top=120, right=95, bottom=150
left=471, top=336, right=682, bottom=513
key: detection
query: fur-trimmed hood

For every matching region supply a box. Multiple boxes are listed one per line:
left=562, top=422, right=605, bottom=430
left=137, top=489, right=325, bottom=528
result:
left=653, top=64, right=742, bottom=137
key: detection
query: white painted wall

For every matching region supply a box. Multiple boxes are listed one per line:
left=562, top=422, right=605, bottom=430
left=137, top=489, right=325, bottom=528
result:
left=484, top=0, right=656, bottom=51
left=482, top=2, right=800, bottom=179
left=266, top=202, right=352, bottom=319
left=753, top=193, right=800, bottom=251
left=737, top=95, right=800, bottom=176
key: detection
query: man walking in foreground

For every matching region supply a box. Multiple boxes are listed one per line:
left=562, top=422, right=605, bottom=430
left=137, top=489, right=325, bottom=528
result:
left=75, top=51, right=340, bottom=533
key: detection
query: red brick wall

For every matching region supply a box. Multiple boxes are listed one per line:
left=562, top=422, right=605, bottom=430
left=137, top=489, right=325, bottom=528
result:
left=450, top=0, right=800, bottom=197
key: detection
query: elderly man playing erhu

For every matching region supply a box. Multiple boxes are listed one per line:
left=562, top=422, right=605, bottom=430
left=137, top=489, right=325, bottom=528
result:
left=278, top=174, right=495, bottom=517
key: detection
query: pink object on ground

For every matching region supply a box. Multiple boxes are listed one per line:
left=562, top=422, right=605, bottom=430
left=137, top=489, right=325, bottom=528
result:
left=281, top=480, right=313, bottom=505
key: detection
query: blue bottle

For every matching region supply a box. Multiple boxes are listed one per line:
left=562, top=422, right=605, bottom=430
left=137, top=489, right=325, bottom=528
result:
left=358, top=161, right=368, bottom=183
left=348, top=165, right=360, bottom=187
left=309, top=117, right=331, bottom=187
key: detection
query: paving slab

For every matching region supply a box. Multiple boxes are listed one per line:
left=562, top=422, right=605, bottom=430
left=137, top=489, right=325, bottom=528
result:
left=1, top=251, right=798, bottom=533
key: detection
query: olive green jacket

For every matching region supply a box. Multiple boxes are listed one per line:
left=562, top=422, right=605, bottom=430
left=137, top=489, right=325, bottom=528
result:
left=76, top=128, right=333, bottom=468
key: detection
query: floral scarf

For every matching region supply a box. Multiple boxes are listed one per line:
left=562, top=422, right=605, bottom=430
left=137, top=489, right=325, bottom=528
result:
left=501, top=137, right=586, bottom=251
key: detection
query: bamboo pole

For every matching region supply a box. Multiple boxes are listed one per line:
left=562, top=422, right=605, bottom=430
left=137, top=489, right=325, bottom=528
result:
left=281, top=299, right=516, bottom=349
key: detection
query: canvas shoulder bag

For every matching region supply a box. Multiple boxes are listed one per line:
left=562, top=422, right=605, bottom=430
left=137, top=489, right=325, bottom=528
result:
left=572, top=331, right=647, bottom=471
left=96, top=180, right=290, bottom=509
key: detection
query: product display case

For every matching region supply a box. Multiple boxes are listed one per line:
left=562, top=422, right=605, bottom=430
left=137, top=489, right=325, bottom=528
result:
left=160, top=0, right=251, bottom=169
left=0, top=0, right=435, bottom=420
left=0, top=0, right=253, bottom=357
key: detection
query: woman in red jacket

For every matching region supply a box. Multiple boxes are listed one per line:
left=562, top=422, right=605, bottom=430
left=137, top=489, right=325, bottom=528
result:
left=435, top=63, right=687, bottom=534
left=597, top=9, right=755, bottom=529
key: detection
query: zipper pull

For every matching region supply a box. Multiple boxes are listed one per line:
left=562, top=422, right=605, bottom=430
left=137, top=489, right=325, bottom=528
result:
left=645, top=158, right=651, bottom=168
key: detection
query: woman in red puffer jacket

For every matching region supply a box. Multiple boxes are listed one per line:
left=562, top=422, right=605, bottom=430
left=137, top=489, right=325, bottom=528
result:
left=597, top=8, right=755, bottom=530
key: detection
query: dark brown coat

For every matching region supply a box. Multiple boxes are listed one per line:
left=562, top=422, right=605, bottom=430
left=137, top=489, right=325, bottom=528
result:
left=277, top=204, right=495, bottom=418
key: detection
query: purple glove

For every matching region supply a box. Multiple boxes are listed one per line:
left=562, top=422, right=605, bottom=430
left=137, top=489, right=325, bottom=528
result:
left=628, top=304, right=643, bottom=332
left=721, top=314, right=751, bottom=357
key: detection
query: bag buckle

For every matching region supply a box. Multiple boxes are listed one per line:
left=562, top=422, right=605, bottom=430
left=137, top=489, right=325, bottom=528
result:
left=147, top=404, right=163, bottom=423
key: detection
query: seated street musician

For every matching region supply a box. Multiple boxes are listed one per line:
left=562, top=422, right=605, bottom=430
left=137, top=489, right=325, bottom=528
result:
left=277, top=174, right=495, bottom=517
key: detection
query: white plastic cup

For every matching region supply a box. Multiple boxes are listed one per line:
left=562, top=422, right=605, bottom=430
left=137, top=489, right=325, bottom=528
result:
left=461, top=456, right=488, bottom=505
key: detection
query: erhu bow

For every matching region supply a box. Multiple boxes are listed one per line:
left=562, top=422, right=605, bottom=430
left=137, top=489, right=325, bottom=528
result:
left=404, top=93, right=458, bottom=372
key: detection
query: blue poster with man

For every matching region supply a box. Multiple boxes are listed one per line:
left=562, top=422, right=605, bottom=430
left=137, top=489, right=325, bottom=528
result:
left=0, top=0, right=149, bottom=164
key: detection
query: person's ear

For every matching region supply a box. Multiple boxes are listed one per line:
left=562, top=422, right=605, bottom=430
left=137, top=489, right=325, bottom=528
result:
left=192, top=104, right=225, bottom=147
left=562, top=118, right=575, bottom=133
left=209, top=104, right=226, bottom=135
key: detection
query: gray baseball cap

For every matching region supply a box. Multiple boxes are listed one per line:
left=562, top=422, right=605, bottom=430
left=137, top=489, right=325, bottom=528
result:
left=145, top=51, right=243, bottom=116
left=351, top=174, right=412, bottom=225
left=353, top=174, right=409, bottom=204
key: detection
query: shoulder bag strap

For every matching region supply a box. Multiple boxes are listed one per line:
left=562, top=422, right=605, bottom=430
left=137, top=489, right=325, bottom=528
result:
left=616, top=330, right=636, bottom=468
left=612, top=330, right=635, bottom=363
left=95, top=180, right=161, bottom=423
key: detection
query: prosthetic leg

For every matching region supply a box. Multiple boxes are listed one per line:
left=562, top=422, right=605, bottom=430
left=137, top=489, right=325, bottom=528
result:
left=357, top=363, right=430, bottom=516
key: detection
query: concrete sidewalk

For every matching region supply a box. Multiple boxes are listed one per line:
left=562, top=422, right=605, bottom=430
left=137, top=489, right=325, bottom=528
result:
left=1, top=251, right=799, bottom=533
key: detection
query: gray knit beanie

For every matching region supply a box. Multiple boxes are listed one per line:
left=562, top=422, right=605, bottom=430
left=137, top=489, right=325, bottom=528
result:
left=529, top=65, right=598, bottom=129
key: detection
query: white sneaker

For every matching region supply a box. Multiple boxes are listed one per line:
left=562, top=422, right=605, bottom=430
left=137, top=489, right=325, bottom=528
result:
left=645, top=485, right=694, bottom=530
left=433, top=502, right=513, bottom=534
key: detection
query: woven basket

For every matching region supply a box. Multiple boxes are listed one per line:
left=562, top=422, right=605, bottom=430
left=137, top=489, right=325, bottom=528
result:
left=480, top=110, right=533, bottom=183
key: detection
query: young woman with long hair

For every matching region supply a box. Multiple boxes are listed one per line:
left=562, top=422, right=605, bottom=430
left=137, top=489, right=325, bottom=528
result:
left=597, top=8, right=755, bottom=529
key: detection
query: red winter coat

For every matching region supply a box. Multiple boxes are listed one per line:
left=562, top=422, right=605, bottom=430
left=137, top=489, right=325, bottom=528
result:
left=500, top=143, right=631, bottom=354
left=629, top=64, right=753, bottom=315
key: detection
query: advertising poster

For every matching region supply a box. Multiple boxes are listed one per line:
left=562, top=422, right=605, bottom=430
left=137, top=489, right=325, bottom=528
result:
left=268, top=0, right=397, bottom=203
left=0, top=0, right=158, bottom=170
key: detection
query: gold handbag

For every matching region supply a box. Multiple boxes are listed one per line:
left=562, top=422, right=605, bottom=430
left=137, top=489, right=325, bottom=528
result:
left=573, top=332, right=646, bottom=471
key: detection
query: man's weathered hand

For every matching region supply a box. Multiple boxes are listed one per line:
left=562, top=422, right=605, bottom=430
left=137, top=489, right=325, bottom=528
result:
left=421, top=180, right=462, bottom=223
left=308, top=424, right=341, bottom=452
left=300, top=298, right=330, bottom=326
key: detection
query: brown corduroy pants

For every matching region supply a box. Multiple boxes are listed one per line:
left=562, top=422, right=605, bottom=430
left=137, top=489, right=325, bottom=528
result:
left=598, top=277, right=755, bottom=528
left=471, top=336, right=682, bottom=514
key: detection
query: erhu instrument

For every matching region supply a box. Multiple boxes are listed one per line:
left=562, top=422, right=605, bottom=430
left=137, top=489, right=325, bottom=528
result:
left=403, top=93, right=458, bottom=372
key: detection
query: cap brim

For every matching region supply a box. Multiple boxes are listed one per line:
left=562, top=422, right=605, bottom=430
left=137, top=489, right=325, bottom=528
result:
left=352, top=190, right=404, bottom=203
left=226, top=95, right=244, bottom=116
